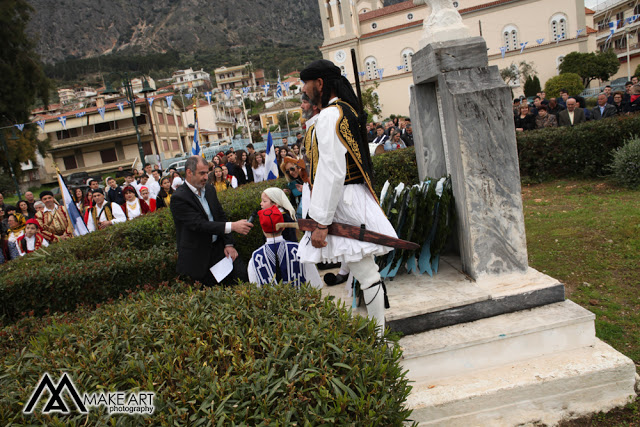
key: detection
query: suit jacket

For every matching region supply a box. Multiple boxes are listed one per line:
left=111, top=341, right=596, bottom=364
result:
left=558, top=109, right=586, bottom=127
left=170, top=183, right=234, bottom=280
left=235, top=164, right=254, bottom=185
left=591, top=104, right=617, bottom=120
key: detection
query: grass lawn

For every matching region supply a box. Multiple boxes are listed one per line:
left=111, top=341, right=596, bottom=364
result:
left=522, top=179, right=640, bottom=426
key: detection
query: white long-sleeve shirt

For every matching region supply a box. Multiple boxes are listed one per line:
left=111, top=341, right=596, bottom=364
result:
left=87, top=202, right=127, bottom=232
left=308, top=98, right=347, bottom=226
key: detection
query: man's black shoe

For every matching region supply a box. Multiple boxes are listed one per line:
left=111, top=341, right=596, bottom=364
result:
left=318, top=262, right=341, bottom=270
left=324, top=273, right=349, bottom=287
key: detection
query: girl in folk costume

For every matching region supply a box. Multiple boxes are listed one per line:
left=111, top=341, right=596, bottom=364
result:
left=6, top=213, right=26, bottom=260
left=121, top=186, right=150, bottom=220
left=139, top=186, right=157, bottom=212
left=212, top=166, right=230, bottom=192
left=156, top=177, right=174, bottom=209
left=260, top=187, right=298, bottom=243
left=17, top=218, right=49, bottom=257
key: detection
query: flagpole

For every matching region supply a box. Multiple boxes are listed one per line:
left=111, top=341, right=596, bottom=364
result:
left=241, top=91, right=253, bottom=144
left=278, top=69, right=290, bottom=138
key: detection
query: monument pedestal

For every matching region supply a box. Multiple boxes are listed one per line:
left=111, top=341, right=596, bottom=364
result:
left=322, top=258, right=638, bottom=425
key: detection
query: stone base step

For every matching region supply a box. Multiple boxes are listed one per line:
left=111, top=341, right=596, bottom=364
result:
left=400, top=300, right=596, bottom=382
left=407, top=339, right=637, bottom=426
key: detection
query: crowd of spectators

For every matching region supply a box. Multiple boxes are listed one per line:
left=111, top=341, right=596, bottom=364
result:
left=514, top=77, right=640, bottom=132
left=367, top=117, right=414, bottom=155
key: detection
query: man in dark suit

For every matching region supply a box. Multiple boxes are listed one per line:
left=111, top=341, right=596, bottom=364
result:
left=170, top=156, right=253, bottom=285
left=592, top=93, right=617, bottom=120
left=558, top=98, right=586, bottom=127
left=225, top=151, right=245, bottom=185
left=401, top=124, right=414, bottom=147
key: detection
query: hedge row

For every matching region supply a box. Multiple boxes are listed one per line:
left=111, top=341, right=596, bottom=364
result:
left=0, top=282, right=414, bottom=425
left=516, top=114, right=640, bottom=181
left=0, top=179, right=289, bottom=323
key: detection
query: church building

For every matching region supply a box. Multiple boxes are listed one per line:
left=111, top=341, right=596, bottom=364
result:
left=317, top=0, right=596, bottom=118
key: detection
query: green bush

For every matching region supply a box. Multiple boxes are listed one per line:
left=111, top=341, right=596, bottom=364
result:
left=516, top=114, right=640, bottom=181
left=609, top=136, right=640, bottom=189
left=371, top=147, right=420, bottom=195
left=0, top=282, right=414, bottom=425
left=544, top=73, right=584, bottom=98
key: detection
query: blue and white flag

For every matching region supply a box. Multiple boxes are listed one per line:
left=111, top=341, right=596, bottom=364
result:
left=59, top=116, right=67, bottom=129
left=262, top=83, right=270, bottom=96
left=204, top=91, right=212, bottom=104
left=358, top=71, right=365, bottom=78
left=116, top=102, right=124, bottom=113
left=577, top=29, right=584, bottom=37
left=57, top=171, right=89, bottom=236
left=36, top=120, right=46, bottom=131
left=224, top=89, right=232, bottom=99
left=191, top=106, right=201, bottom=156
left=185, top=93, right=193, bottom=100
left=264, top=132, right=279, bottom=180
left=242, top=87, right=250, bottom=96
left=536, top=38, right=545, bottom=44
left=14, top=124, right=24, bottom=131
left=97, top=107, right=105, bottom=120
left=556, top=33, right=564, bottom=44
left=397, top=65, right=405, bottom=71
left=500, top=46, right=507, bottom=58
left=275, top=81, right=283, bottom=98
left=284, top=82, right=290, bottom=91
left=75, top=112, right=85, bottom=118
left=148, top=97, right=155, bottom=107
left=377, top=68, right=384, bottom=80
left=342, top=72, right=347, bottom=78
left=520, top=42, right=528, bottom=54
left=166, top=95, right=173, bottom=112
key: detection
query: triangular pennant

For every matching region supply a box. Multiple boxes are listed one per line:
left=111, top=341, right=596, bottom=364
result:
left=536, top=38, right=545, bottom=44
left=397, top=65, right=405, bottom=71
left=148, top=97, right=155, bottom=107
left=166, top=95, right=173, bottom=112
left=224, top=89, right=232, bottom=99
left=500, top=46, right=507, bottom=58
left=116, top=102, right=124, bottom=113
left=36, top=120, right=46, bottom=131
left=14, top=124, right=25, bottom=131
left=520, top=41, right=528, bottom=53
left=377, top=68, right=384, bottom=80
left=204, top=91, right=212, bottom=104
left=58, top=116, right=67, bottom=129
left=185, top=93, right=193, bottom=100
left=358, top=71, right=365, bottom=78
left=98, top=107, right=105, bottom=120
left=242, top=87, right=250, bottom=96
left=284, top=82, right=290, bottom=91
left=75, top=112, right=85, bottom=118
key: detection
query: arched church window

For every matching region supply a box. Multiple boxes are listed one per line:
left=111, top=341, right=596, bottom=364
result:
left=401, top=48, right=414, bottom=71
left=326, top=0, right=334, bottom=27
left=364, top=57, right=378, bottom=80
left=551, top=14, right=568, bottom=41
left=502, top=25, right=519, bottom=51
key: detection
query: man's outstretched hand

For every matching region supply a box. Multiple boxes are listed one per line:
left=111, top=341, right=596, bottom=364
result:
left=232, top=219, right=253, bottom=235
left=311, top=227, right=328, bottom=248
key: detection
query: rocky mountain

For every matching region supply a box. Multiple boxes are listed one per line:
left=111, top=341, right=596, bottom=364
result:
left=26, top=0, right=325, bottom=64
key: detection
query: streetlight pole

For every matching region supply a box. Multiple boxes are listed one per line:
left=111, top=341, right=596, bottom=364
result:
left=103, top=72, right=146, bottom=168
left=627, top=29, right=632, bottom=80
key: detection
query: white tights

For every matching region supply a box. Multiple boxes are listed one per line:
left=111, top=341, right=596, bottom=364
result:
left=347, top=256, right=385, bottom=336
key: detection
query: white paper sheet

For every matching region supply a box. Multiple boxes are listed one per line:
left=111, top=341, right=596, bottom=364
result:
left=210, top=256, right=233, bottom=283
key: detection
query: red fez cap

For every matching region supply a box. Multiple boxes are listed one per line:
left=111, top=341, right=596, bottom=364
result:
left=26, top=218, right=40, bottom=228
left=258, top=205, right=284, bottom=234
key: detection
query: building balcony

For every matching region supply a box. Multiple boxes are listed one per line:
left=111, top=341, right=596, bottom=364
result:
left=49, top=126, right=151, bottom=151
left=216, top=116, right=235, bottom=124
left=215, top=74, right=249, bottom=84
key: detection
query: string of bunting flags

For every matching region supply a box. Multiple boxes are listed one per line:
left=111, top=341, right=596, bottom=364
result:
left=496, top=26, right=604, bottom=58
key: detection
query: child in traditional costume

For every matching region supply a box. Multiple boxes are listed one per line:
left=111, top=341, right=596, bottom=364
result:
left=260, top=188, right=298, bottom=243
left=17, top=218, right=49, bottom=256
left=247, top=204, right=321, bottom=289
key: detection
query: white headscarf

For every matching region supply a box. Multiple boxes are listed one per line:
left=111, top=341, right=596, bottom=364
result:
left=263, top=187, right=296, bottom=220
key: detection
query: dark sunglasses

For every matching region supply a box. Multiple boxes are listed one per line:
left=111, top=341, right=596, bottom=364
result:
left=287, top=167, right=298, bottom=172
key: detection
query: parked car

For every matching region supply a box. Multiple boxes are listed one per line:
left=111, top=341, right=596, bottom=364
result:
left=167, top=159, right=187, bottom=173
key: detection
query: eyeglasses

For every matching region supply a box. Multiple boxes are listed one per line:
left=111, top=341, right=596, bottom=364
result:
left=287, top=167, right=298, bottom=172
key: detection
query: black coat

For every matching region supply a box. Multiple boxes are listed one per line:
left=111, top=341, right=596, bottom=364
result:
left=170, top=183, right=235, bottom=282
left=235, top=164, right=254, bottom=185
left=514, top=114, right=536, bottom=131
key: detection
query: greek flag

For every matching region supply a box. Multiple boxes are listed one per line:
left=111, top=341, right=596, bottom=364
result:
left=97, top=107, right=105, bottom=120
left=57, top=171, right=89, bottom=236
left=14, top=124, right=24, bottom=131
left=191, top=106, right=201, bottom=156
left=500, top=46, right=507, bottom=58
left=205, top=91, right=212, bottom=104
left=59, top=116, right=67, bottom=129
left=264, top=132, right=279, bottom=180
left=377, top=68, right=384, bottom=80
left=116, top=103, right=124, bottom=113
left=224, top=89, right=232, bottom=99
left=37, top=120, right=46, bottom=131
left=275, top=80, right=283, bottom=98
left=242, top=87, right=250, bottom=96
left=536, top=38, right=545, bottom=44
left=607, top=20, right=620, bottom=45
left=577, top=29, right=584, bottom=37
left=397, top=65, right=405, bottom=71
left=520, top=42, right=528, bottom=53
left=75, top=112, right=85, bottom=118
left=185, top=93, right=193, bottom=100
left=556, top=33, right=564, bottom=43
left=358, top=71, right=365, bottom=78
left=284, top=82, right=290, bottom=91
left=166, top=95, right=173, bottom=112
left=148, top=97, right=155, bottom=107
left=262, top=83, right=270, bottom=96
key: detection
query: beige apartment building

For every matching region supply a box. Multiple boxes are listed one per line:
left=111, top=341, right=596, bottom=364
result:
left=593, top=0, right=640, bottom=82
left=214, top=63, right=266, bottom=91
left=318, top=0, right=595, bottom=118
left=35, top=94, right=188, bottom=183
left=182, top=99, right=237, bottom=145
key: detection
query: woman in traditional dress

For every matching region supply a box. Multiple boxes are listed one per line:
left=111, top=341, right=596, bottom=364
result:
left=6, top=213, right=26, bottom=260
left=121, top=186, right=149, bottom=220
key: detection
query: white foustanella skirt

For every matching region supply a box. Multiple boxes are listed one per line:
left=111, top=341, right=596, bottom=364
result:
left=297, top=183, right=397, bottom=264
